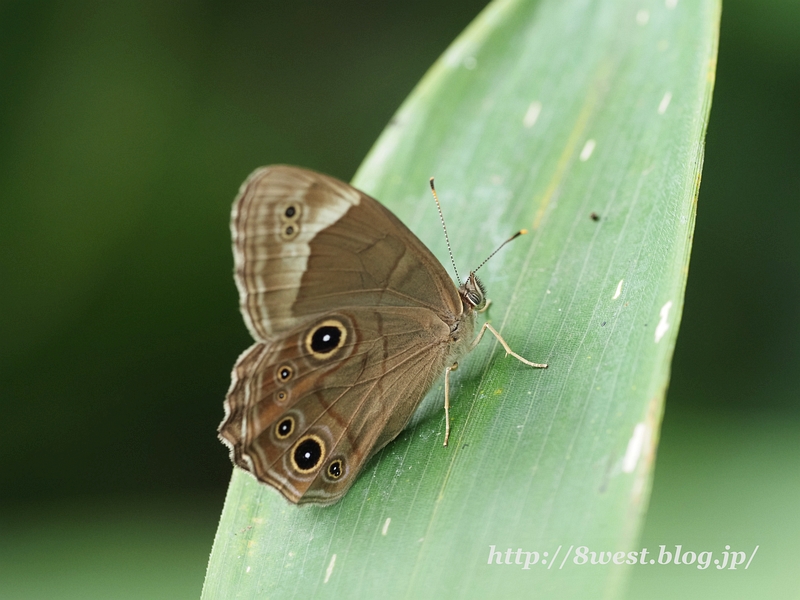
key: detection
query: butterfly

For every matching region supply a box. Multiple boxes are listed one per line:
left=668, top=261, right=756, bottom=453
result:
left=218, top=166, right=546, bottom=505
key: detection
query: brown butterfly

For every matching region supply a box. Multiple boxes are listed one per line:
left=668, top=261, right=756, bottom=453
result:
left=218, top=166, right=546, bottom=505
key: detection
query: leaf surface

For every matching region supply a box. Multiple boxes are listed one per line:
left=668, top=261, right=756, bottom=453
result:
left=203, top=0, right=720, bottom=597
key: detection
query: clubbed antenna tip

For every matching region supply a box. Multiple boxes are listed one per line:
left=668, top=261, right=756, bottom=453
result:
left=474, top=229, right=528, bottom=274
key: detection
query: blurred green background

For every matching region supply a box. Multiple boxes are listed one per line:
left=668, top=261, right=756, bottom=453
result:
left=0, top=1, right=797, bottom=598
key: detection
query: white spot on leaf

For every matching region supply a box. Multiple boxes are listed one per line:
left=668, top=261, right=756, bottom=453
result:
left=613, top=279, right=624, bottom=300
left=324, top=554, right=337, bottom=583
left=579, top=139, right=596, bottom=161
left=658, top=92, right=672, bottom=115
left=523, top=101, right=542, bottom=128
left=665, top=0, right=678, bottom=8
left=623, top=423, right=647, bottom=473
left=636, top=9, right=650, bottom=25
left=382, top=517, right=391, bottom=536
left=655, top=301, right=673, bottom=342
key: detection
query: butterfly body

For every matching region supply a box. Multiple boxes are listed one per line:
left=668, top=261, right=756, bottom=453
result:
left=219, top=166, right=484, bottom=505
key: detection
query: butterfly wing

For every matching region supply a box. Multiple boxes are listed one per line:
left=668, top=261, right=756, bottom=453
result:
left=230, top=165, right=463, bottom=340
left=221, top=306, right=460, bottom=504
left=221, top=166, right=469, bottom=504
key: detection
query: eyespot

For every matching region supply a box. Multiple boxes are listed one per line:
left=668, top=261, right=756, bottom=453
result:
left=326, top=459, right=344, bottom=480
left=311, top=327, right=340, bottom=352
left=276, top=390, right=288, bottom=402
left=275, top=416, right=295, bottom=440
left=290, top=434, right=325, bottom=473
left=280, top=223, right=299, bottom=240
left=280, top=203, right=302, bottom=221
left=304, top=319, right=347, bottom=359
left=276, top=365, right=294, bottom=382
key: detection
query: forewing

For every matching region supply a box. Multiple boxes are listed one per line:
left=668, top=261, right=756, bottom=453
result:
left=231, top=165, right=462, bottom=341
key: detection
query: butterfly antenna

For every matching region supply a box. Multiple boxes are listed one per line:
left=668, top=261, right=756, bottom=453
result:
left=473, top=229, right=528, bottom=274
left=429, top=177, right=462, bottom=286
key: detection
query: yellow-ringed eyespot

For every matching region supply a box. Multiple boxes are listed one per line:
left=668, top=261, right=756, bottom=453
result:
left=276, top=364, right=294, bottom=382
left=280, top=203, right=301, bottom=221
left=280, top=223, right=299, bottom=240
left=304, top=319, right=347, bottom=358
left=290, top=434, right=325, bottom=473
left=326, top=459, right=344, bottom=480
left=276, top=390, right=288, bottom=402
left=275, top=416, right=295, bottom=440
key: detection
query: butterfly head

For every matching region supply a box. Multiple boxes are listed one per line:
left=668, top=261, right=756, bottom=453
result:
left=460, top=271, right=487, bottom=312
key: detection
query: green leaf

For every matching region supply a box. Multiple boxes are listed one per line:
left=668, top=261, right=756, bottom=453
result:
left=203, top=0, right=720, bottom=597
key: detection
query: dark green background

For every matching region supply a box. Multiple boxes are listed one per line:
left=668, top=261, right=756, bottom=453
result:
left=1, top=1, right=797, bottom=598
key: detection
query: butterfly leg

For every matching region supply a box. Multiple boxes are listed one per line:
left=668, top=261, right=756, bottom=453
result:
left=470, top=323, right=548, bottom=368
left=443, top=362, right=459, bottom=447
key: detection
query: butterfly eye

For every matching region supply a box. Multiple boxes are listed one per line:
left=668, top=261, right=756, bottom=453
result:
left=275, top=416, right=295, bottom=440
left=461, top=272, right=486, bottom=309
left=326, top=459, right=344, bottom=480
left=467, top=291, right=481, bottom=306
left=290, top=435, right=326, bottom=473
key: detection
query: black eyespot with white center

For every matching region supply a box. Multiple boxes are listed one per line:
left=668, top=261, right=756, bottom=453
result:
left=291, top=435, right=325, bottom=473
left=277, top=365, right=294, bottom=382
left=327, top=459, right=344, bottom=480
left=312, top=327, right=340, bottom=353
left=275, top=416, right=295, bottom=440
left=304, top=319, right=348, bottom=359
left=284, top=205, right=296, bottom=218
